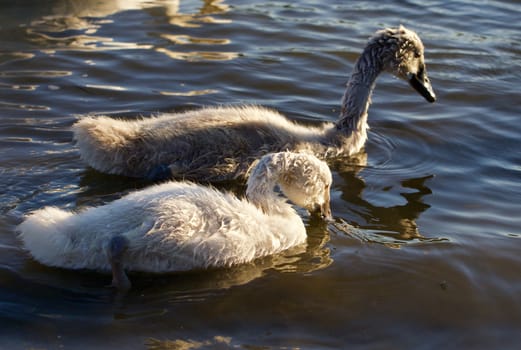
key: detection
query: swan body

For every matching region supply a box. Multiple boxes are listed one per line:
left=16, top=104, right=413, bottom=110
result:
left=73, top=26, right=436, bottom=182
left=18, top=152, right=332, bottom=289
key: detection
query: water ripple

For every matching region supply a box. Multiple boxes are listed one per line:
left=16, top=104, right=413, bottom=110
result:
left=0, top=82, right=38, bottom=91
left=0, top=0, right=520, bottom=347
left=156, top=47, right=239, bottom=61
left=366, top=124, right=436, bottom=178
left=332, top=218, right=450, bottom=249
left=0, top=101, right=50, bottom=111
left=160, top=34, right=230, bottom=45
left=0, top=70, right=72, bottom=78
left=0, top=52, right=35, bottom=65
left=158, top=89, right=218, bottom=97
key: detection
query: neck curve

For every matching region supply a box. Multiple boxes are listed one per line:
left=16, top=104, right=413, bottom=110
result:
left=336, top=47, right=383, bottom=133
left=246, top=158, right=295, bottom=218
left=247, top=176, right=292, bottom=217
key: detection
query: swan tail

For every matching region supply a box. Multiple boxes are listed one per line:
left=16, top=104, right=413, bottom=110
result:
left=72, top=116, right=140, bottom=176
left=17, top=207, right=74, bottom=267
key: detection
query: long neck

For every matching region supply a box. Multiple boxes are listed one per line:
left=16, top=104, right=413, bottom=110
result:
left=246, top=157, right=297, bottom=218
left=245, top=169, right=307, bottom=248
left=246, top=176, right=294, bottom=217
left=336, top=47, right=383, bottom=133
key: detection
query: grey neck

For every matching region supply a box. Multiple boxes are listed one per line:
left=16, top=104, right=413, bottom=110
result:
left=336, top=49, right=383, bottom=133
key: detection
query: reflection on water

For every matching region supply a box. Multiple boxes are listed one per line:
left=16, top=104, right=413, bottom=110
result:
left=0, top=69, right=72, bottom=111
left=14, top=0, right=236, bottom=71
left=160, top=34, right=230, bottom=45
left=156, top=47, right=239, bottom=61
left=158, top=89, right=218, bottom=96
left=16, top=0, right=236, bottom=101
left=328, top=147, right=437, bottom=244
left=339, top=170, right=434, bottom=241
left=146, top=336, right=233, bottom=350
left=36, top=0, right=181, bottom=18
left=2, top=0, right=521, bottom=348
left=167, top=0, right=231, bottom=28
left=26, top=0, right=231, bottom=53
left=0, top=101, right=50, bottom=112
left=0, top=52, right=35, bottom=65
left=27, top=17, right=151, bottom=52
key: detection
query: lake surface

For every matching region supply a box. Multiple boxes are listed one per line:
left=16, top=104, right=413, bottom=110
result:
left=1, top=0, right=520, bottom=349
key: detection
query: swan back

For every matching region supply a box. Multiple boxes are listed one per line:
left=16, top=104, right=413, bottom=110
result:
left=246, top=152, right=332, bottom=218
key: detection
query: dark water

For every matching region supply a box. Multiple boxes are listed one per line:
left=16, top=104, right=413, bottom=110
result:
left=1, top=0, right=520, bottom=348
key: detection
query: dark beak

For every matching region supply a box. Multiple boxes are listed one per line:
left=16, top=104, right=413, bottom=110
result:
left=313, top=201, right=333, bottom=222
left=408, top=68, right=436, bottom=103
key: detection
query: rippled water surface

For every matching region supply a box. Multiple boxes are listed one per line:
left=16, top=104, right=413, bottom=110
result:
left=1, top=0, right=520, bottom=349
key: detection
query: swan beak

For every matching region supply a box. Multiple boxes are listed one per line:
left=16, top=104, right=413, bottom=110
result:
left=318, top=202, right=333, bottom=222
left=310, top=202, right=332, bottom=221
left=408, top=70, right=436, bottom=103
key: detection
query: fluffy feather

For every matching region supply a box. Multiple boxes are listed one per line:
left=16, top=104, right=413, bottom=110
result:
left=18, top=152, right=332, bottom=277
left=72, top=26, right=435, bottom=182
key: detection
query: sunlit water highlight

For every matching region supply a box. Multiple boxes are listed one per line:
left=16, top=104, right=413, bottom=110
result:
left=0, top=0, right=520, bottom=349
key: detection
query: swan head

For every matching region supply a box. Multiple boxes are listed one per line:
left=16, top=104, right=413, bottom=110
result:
left=368, top=25, right=436, bottom=102
left=247, top=152, right=333, bottom=220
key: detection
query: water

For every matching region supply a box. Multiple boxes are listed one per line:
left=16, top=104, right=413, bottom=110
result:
left=1, top=0, right=520, bottom=348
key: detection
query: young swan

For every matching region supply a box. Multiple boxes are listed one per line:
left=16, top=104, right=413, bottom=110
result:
left=72, top=26, right=435, bottom=182
left=18, top=152, right=332, bottom=290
